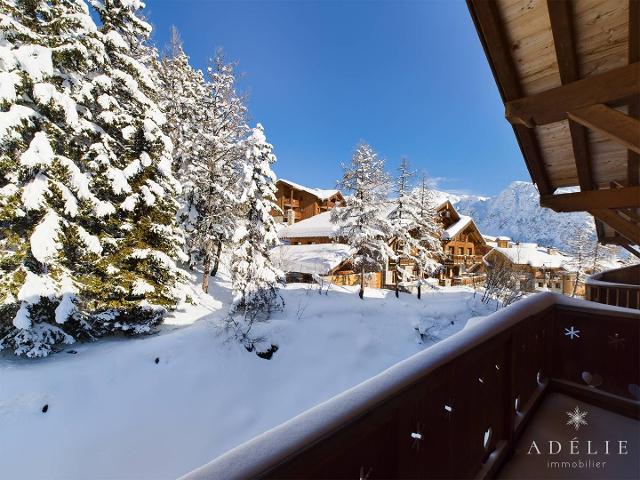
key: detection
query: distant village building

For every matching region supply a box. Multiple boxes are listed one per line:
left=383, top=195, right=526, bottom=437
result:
left=273, top=179, right=344, bottom=224
left=483, top=242, right=582, bottom=296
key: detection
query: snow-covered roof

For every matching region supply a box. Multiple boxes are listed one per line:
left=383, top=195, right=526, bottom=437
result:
left=492, top=244, right=570, bottom=269
left=441, top=215, right=477, bottom=240
left=278, top=179, right=340, bottom=201
left=497, top=236, right=511, bottom=241
left=279, top=211, right=338, bottom=239
left=271, top=243, right=353, bottom=275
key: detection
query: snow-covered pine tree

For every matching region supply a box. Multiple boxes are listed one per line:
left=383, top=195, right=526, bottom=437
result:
left=0, top=0, right=185, bottom=357
left=565, top=225, right=592, bottom=297
left=388, top=161, right=443, bottom=298
left=407, top=172, right=444, bottom=299
left=228, top=123, right=283, bottom=351
left=332, top=142, right=393, bottom=299
left=153, top=28, right=210, bottom=272
left=81, top=0, right=187, bottom=325
left=198, top=52, right=249, bottom=290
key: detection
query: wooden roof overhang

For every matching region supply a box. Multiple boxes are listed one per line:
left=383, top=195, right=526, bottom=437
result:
left=467, top=0, right=640, bottom=256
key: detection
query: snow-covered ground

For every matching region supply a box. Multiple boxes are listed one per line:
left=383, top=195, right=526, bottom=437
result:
left=0, top=279, right=493, bottom=480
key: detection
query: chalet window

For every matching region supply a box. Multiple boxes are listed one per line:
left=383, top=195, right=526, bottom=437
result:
left=458, top=247, right=464, bottom=255
left=555, top=282, right=561, bottom=289
left=467, top=248, right=472, bottom=255
left=538, top=282, right=543, bottom=288
left=448, top=247, right=454, bottom=254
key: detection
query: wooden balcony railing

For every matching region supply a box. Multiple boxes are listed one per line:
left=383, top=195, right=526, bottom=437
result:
left=283, top=198, right=300, bottom=208
left=180, top=294, right=639, bottom=480
left=586, top=264, right=640, bottom=310
left=445, top=254, right=483, bottom=265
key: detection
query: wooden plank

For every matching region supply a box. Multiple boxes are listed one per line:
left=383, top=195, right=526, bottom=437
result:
left=590, top=209, right=640, bottom=245
left=568, top=104, right=640, bottom=154
left=629, top=0, right=640, bottom=186
left=467, top=0, right=553, bottom=194
left=547, top=0, right=594, bottom=190
left=505, top=62, right=640, bottom=127
left=540, top=187, right=640, bottom=212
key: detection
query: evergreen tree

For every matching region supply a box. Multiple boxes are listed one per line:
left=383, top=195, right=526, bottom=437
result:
left=199, top=52, right=248, bottom=288
left=227, top=124, right=283, bottom=351
left=0, top=0, right=185, bottom=357
left=154, top=42, right=247, bottom=292
left=332, top=142, right=392, bottom=299
left=388, top=162, right=443, bottom=298
left=153, top=28, right=210, bottom=272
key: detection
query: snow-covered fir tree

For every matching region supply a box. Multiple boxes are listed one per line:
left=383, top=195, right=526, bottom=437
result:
left=389, top=163, right=443, bottom=298
left=154, top=41, right=248, bottom=292
left=332, top=142, right=392, bottom=299
left=153, top=29, right=210, bottom=272
left=227, top=124, right=283, bottom=351
left=0, top=0, right=185, bottom=357
left=197, top=52, right=249, bottom=290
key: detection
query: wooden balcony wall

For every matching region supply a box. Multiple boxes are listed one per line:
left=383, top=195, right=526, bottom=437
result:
left=586, top=264, right=640, bottom=309
left=181, top=294, right=639, bottom=480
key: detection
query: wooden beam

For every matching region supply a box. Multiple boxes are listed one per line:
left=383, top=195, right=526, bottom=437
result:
left=601, top=236, right=631, bottom=246
left=505, top=63, right=640, bottom=127
left=590, top=209, right=640, bottom=245
left=621, top=244, right=640, bottom=259
left=541, top=187, right=640, bottom=212
left=467, top=0, right=553, bottom=194
left=568, top=104, right=640, bottom=154
left=628, top=0, right=640, bottom=186
left=547, top=0, right=594, bottom=190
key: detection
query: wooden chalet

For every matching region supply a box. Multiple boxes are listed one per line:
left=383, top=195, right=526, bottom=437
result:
left=484, top=242, right=583, bottom=296
left=273, top=179, right=344, bottom=224
left=183, top=4, right=639, bottom=479
left=437, top=200, right=490, bottom=285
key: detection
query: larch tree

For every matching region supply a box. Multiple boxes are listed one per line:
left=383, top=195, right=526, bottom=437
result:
left=227, top=123, right=283, bottom=352
left=153, top=28, right=210, bottom=271
left=332, top=142, right=393, bottom=300
left=155, top=42, right=248, bottom=293
left=198, top=52, right=248, bottom=289
left=403, top=171, right=444, bottom=299
left=0, top=0, right=185, bottom=357
left=565, top=225, right=593, bottom=297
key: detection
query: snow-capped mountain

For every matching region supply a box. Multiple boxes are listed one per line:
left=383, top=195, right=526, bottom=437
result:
left=450, top=181, right=595, bottom=250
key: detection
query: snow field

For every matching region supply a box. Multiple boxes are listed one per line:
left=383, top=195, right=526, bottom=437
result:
left=0, top=280, right=492, bottom=480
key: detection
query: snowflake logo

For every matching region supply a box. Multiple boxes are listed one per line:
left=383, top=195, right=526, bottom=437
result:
left=564, top=326, right=580, bottom=340
left=566, top=406, right=588, bottom=431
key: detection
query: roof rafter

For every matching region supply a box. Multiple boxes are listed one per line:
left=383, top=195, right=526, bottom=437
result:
left=590, top=209, right=640, bottom=245
left=547, top=0, right=594, bottom=190
left=568, top=104, right=640, bottom=155
left=505, top=62, right=640, bottom=127
left=541, top=187, right=640, bottom=212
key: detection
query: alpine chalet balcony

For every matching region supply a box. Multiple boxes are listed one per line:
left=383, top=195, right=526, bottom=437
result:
left=586, top=264, right=640, bottom=310
left=180, top=293, right=639, bottom=479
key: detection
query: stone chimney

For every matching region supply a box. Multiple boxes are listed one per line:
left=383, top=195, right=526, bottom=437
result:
left=286, top=209, right=295, bottom=225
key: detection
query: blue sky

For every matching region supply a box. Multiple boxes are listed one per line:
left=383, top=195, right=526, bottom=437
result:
left=144, top=0, right=529, bottom=196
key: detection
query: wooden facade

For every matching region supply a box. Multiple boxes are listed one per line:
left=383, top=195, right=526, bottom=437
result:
left=273, top=179, right=344, bottom=224
left=437, top=201, right=490, bottom=284
left=484, top=248, right=583, bottom=297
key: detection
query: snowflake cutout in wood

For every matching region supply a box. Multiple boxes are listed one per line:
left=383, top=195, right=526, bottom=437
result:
left=566, top=406, right=588, bottom=431
left=564, top=326, right=580, bottom=340
left=608, top=333, right=626, bottom=350
left=410, top=422, right=424, bottom=451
